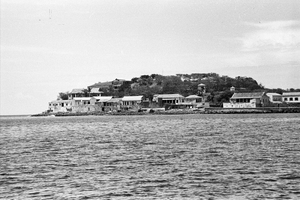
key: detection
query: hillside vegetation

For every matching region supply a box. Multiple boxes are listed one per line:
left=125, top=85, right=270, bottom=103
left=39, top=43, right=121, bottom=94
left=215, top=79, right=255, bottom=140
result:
left=58, top=73, right=299, bottom=106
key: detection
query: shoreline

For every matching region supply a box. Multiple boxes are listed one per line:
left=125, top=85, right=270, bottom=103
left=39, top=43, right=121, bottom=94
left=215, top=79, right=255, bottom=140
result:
left=31, top=107, right=300, bottom=117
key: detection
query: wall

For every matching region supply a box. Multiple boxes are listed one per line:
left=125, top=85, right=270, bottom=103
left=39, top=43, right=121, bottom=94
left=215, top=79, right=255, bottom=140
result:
left=261, top=95, right=271, bottom=107
left=71, top=105, right=101, bottom=113
left=49, top=101, right=73, bottom=113
left=282, top=96, right=300, bottom=103
left=121, top=101, right=141, bottom=110
left=223, top=102, right=256, bottom=108
left=71, top=98, right=100, bottom=112
left=157, top=97, right=184, bottom=107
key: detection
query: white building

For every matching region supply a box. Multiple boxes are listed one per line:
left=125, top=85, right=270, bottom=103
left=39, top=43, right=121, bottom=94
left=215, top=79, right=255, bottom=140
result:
left=184, top=95, right=207, bottom=108
left=48, top=100, right=73, bottom=113
left=153, top=94, right=184, bottom=107
left=72, top=97, right=97, bottom=112
left=121, top=96, right=143, bottom=110
left=266, top=93, right=282, bottom=104
left=223, top=92, right=270, bottom=108
left=282, top=92, right=300, bottom=103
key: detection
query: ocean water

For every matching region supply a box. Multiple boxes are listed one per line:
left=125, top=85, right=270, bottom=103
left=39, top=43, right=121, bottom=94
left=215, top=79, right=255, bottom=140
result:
left=0, top=114, right=300, bottom=200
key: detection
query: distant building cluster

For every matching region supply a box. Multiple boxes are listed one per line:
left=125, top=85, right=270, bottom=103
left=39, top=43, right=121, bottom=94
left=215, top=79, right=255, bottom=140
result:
left=48, top=83, right=209, bottom=113
left=223, top=91, right=300, bottom=108
left=48, top=77, right=300, bottom=113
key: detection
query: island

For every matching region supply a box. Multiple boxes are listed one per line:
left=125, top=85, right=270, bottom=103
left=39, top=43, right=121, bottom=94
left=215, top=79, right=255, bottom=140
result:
left=32, top=73, right=300, bottom=116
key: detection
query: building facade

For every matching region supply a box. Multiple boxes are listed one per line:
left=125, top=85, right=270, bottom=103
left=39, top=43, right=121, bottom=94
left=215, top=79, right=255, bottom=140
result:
left=266, top=93, right=282, bottom=104
left=281, top=92, right=300, bottom=103
left=48, top=100, right=73, bottom=113
left=153, top=94, right=184, bottom=107
left=121, top=96, right=144, bottom=110
left=223, top=92, right=270, bottom=108
left=72, top=97, right=97, bottom=112
left=184, top=95, right=206, bottom=108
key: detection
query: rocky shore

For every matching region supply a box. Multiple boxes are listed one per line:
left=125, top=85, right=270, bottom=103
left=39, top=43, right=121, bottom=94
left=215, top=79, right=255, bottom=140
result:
left=52, top=109, right=205, bottom=117
left=31, top=107, right=300, bottom=117
left=205, top=107, right=300, bottom=114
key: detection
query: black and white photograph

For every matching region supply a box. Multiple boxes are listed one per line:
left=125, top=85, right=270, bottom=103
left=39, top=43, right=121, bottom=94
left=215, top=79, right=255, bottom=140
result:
left=1, top=0, right=300, bottom=199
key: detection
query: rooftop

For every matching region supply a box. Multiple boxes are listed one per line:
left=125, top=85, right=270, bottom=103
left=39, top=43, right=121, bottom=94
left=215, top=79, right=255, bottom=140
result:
left=231, top=92, right=265, bottom=99
left=90, top=88, right=103, bottom=93
left=70, top=89, right=85, bottom=94
left=50, top=100, right=72, bottom=103
left=73, top=97, right=92, bottom=101
left=156, top=94, right=184, bottom=98
left=122, top=96, right=143, bottom=101
left=282, top=92, right=300, bottom=96
left=108, top=98, right=122, bottom=103
left=266, top=93, right=281, bottom=96
left=93, top=96, right=113, bottom=102
left=185, top=95, right=202, bottom=99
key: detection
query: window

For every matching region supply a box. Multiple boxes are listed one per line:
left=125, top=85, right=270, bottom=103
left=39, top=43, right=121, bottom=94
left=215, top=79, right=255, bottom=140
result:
left=241, top=99, right=250, bottom=103
left=284, top=98, right=288, bottom=101
left=196, top=98, right=202, bottom=103
left=290, top=97, right=293, bottom=101
left=295, top=97, right=299, bottom=101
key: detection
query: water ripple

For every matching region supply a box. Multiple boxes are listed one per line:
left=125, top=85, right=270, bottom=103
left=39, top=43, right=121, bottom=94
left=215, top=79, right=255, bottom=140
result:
left=1, top=114, right=300, bottom=199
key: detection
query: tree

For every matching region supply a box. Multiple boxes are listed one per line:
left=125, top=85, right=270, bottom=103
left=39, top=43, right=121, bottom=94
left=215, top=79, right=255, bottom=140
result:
left=81, top=73, right=277, bottom=102
left=214, top=91, right=234, bottom=105
left=58, top=92, right=69, bottom=100
left=131, top=77, right=139, bottom=83
left=162, top=76, right=183, bottom=94
left=150, top=74, right=158, bottom=79
left=84, top=89, right=89, bottom=97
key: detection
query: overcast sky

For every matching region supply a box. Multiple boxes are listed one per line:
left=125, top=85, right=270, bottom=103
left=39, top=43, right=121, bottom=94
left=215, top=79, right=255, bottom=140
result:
left=1, top=0, right=300, bottom=115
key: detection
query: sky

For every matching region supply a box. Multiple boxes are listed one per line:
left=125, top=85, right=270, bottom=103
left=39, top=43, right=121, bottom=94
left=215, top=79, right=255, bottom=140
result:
left=1, top=0, right=300, bottom=115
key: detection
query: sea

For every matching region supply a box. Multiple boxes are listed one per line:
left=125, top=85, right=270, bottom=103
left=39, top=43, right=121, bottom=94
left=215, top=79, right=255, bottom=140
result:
left=0, top=113, right=300, bottom=200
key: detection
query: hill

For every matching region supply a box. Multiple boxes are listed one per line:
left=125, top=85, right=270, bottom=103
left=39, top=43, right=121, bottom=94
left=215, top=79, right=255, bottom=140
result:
left=85, top=73, right=264, bottom=106
left=59, top=72, right=299, bottom=106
